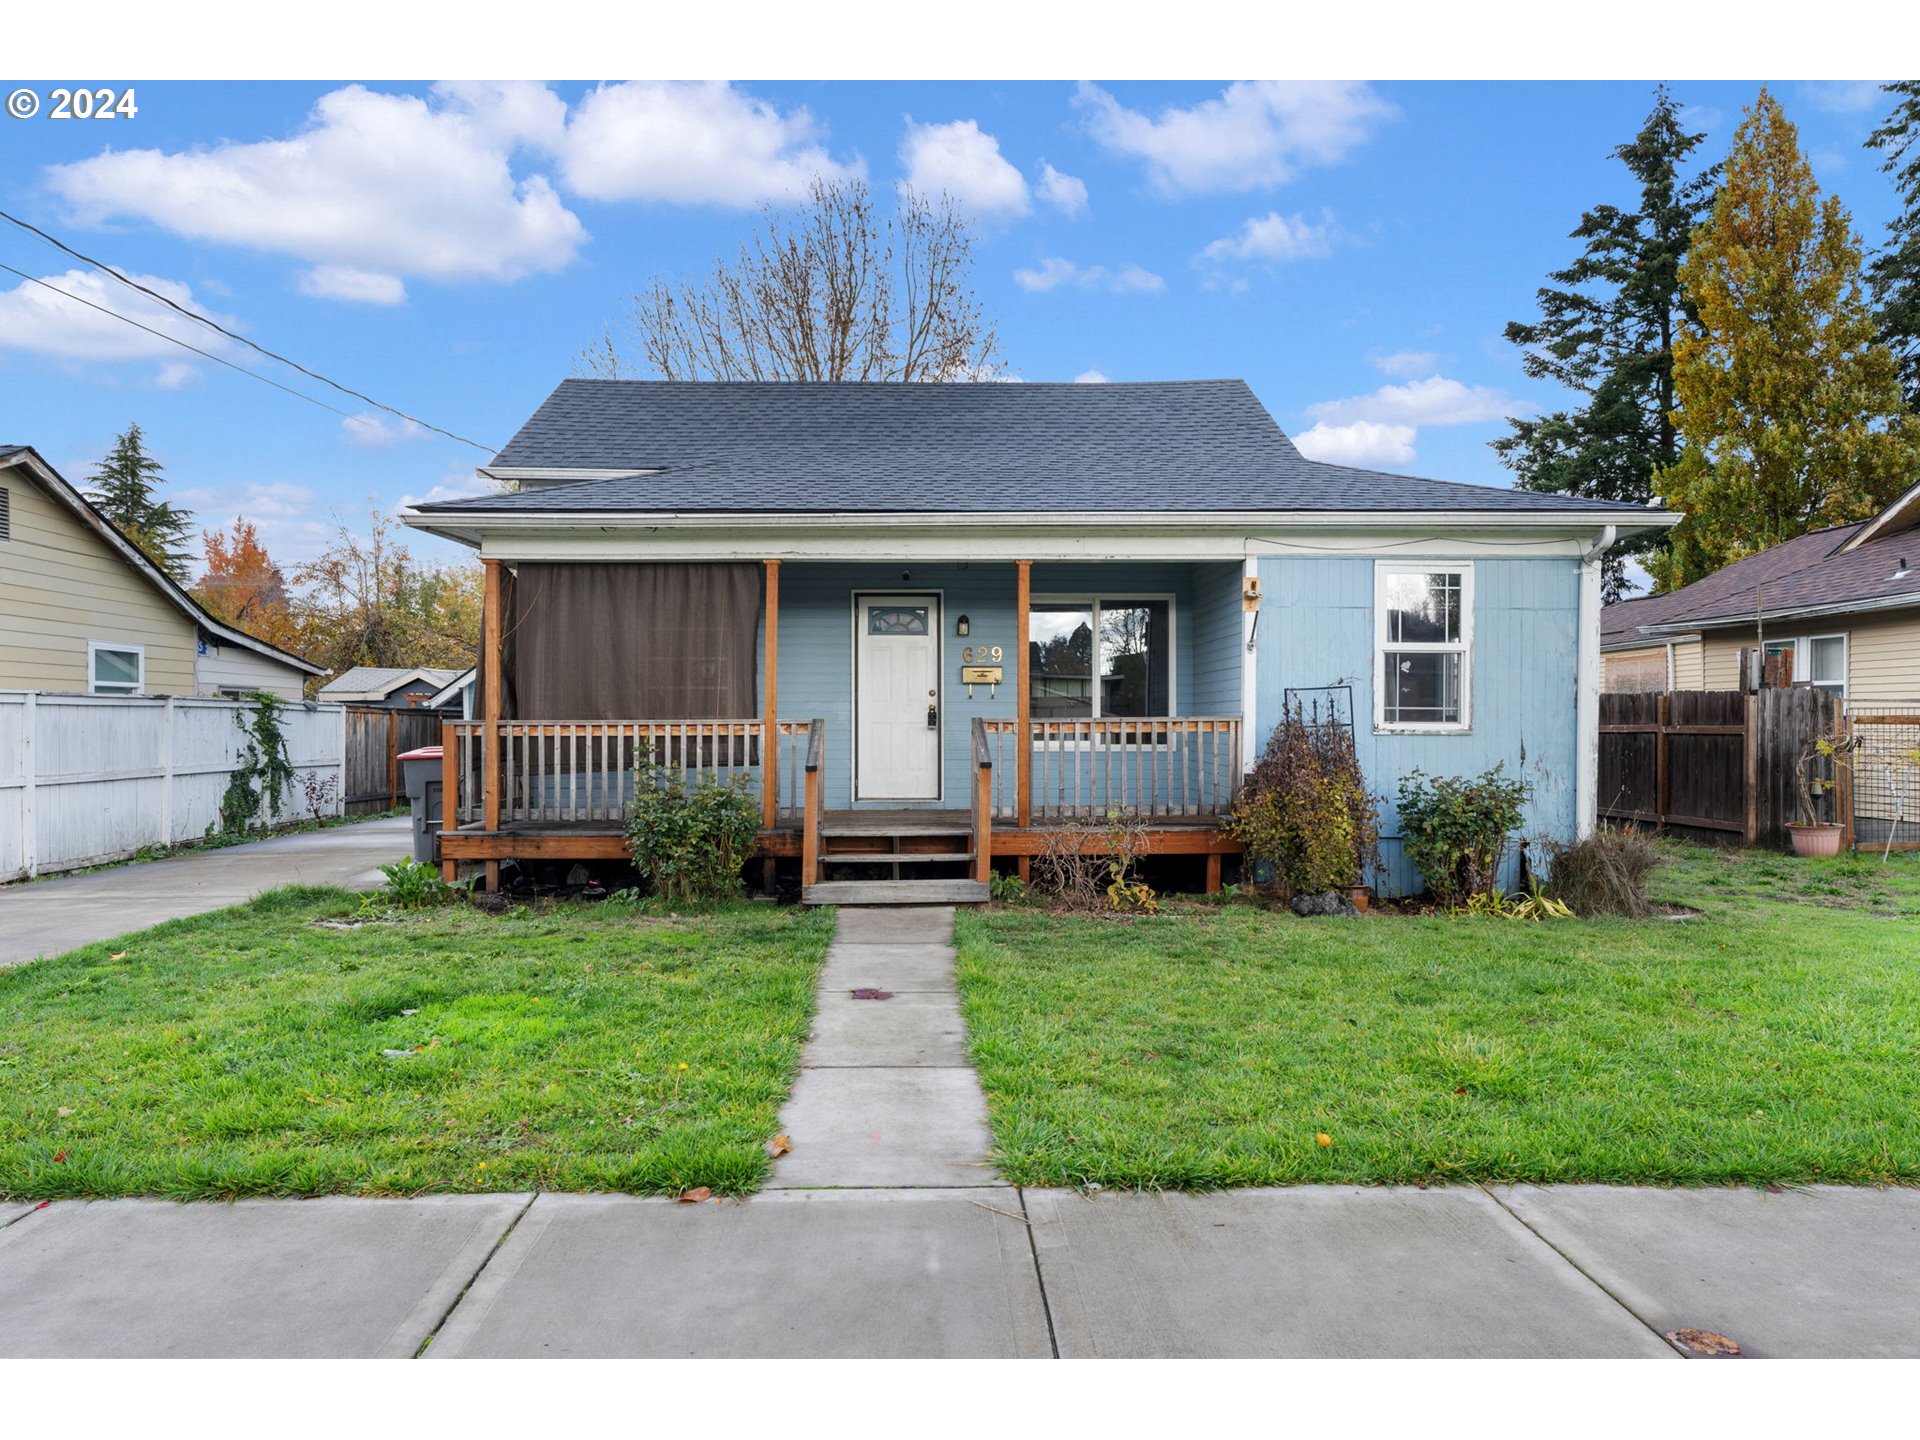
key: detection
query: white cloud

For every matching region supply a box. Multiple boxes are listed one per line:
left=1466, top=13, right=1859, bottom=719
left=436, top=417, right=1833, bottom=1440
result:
left=1036, top=161, right=1088, bottom=216
left=558, top=81, right=861, bottom=205
left=153, top=361, right=201, bottom=390
left=1802, top=81, right=1888, bottom=114
left=47, top=84, right=587, bottom=293
left=1073, top=369, right=1110, bottom=383
left=1292, top=421, right=1417, bottom=467
left=296, top=265, right=407, bottom=305
left=0, top=266, right=236, bottom=363
left=1013, top=257, right=1164, bottom=294
left=899, top=118, right=1030, bottom=219
left=178, top=480, right=320, bottom=520
left=341, top=413, right=426, bottom=449
left=397, top=465, right=497, bottom=511
left=1074, top=80, right=1393, bottom=195
left=1307, top=375, right=1516, bottom=428
left=1370, top=349, right=1438, bottom=378
left=1200, top=210, right=1336, bottom=263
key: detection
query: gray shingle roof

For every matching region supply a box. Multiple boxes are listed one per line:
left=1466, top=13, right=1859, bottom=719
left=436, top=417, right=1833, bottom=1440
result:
left=317, top=666, right=465, bottom=698
left=414, top=380, right=1659, bottom=518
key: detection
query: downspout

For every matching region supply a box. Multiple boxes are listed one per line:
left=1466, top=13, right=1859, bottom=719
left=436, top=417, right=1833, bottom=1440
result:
left=1575, top=525, right=1616, bottom=840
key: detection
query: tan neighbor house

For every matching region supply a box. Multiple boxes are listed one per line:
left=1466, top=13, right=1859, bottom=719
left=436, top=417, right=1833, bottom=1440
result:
left=0, top=444, right=322, bottom=700
left=1602, top=478, right=1920, bottom=706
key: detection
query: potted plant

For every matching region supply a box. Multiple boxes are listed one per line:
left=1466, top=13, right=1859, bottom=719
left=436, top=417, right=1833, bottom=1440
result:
left=1787, top=728, right=1859, bottom=858
left=1230, top=701, right=1381, bottom=909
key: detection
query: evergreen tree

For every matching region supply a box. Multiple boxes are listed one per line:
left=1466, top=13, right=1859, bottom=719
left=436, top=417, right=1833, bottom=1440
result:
left=86, top=423, right=195, bottom=583
left=1865, top=81, right=1920, bottom=408
left=1651, top=89, right=1920, bottom=591
left=1494, top=86, right=1719, bottom=602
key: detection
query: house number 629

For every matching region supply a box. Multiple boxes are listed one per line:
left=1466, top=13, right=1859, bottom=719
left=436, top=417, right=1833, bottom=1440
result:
left=961, top=646, right=1003, bottom=664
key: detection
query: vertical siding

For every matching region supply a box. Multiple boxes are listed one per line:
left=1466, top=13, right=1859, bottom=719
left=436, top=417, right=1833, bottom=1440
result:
left=769, top=560, right=1246, bottom=810
left=1253, top=555, right=1581, bottom=897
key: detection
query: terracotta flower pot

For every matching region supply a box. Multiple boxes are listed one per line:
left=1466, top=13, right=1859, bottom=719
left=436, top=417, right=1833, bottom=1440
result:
left=1344, top=884, right=1370, bottom=913
left=1787, top=823, right=1843, bottom=858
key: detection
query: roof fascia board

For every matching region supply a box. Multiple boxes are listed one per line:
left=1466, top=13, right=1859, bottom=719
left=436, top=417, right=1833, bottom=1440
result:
left=1836, top=477, right=1920, bottom=553
left=1, top=449, right=325, bottom=674
left=1641, top=591, right=1920, bottom=633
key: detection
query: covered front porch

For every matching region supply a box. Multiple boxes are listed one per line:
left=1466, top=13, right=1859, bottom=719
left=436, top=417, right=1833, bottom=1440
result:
left=437, top=555, right=1250, bottom=899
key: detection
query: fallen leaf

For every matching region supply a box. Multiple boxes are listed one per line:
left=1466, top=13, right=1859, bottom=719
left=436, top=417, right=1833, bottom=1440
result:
left=1315, top=1133, right=1332, bottom=1147
left=676, top=1186, right=713, bottom=1204
left=767, top=1135, right=792, bottom=1158
left=109, top=952, right=127, bottom=961
left=850, top=987, right=893, bottom=1001
left=1665, top=1327, right=1741, bottom=1357
left=57, top=1106, right=74, bottom=1118
left=1765, top=1182, right=1785, bottom=1194
left=401, top=1008, right=418, bottom=1016
left=52, top=1150, right=68, bottom=1163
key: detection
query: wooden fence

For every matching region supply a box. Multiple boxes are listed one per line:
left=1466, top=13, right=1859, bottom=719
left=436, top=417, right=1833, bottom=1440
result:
left=343, top=706, right=444, bottom=815
left=1599, top=688, right=1845, bottom=848
left=0, top=691, right=346, bottom=881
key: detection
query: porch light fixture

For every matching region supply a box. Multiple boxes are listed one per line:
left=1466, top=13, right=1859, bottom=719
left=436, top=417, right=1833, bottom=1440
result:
left=956, top=614, right=971, bottom=636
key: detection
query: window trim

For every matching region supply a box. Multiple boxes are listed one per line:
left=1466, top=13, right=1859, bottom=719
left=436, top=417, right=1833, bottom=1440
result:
left=1028, top=592, right=1179, bottom=734
left=1798, top=632, right=1848, bottom=698
left=88, top=640, right=146, bottom=696
left=1374, top=561, right=1474, bottom=734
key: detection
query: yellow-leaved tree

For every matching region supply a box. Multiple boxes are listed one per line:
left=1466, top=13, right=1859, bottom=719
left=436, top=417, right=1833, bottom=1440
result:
left=1651, top=88, right=1920, bottom=591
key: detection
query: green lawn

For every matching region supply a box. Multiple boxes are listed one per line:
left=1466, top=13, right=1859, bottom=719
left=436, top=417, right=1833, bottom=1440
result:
left=954, top=844, right=1920, bottom=1190
left=0, top=889, right=831, bottom=1200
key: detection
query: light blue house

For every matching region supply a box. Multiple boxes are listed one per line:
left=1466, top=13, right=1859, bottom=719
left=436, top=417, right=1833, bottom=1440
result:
left=404, top=380, right=1671, bottom=901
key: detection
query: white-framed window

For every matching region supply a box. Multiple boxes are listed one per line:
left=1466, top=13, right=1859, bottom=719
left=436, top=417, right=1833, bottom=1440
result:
left=1029, top=595, right=1174, bottom=723
left=1802, top=633, right=1847, bottom=697
left=88, top=641, right=145, bottom=696
left=1375, top=562, right=1473, bottom=732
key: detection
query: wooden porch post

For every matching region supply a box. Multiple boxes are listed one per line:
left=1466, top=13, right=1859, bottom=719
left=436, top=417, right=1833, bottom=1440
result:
left=761, top=558, right=781, bottom=891
left=439, top=719, right=457, bottom=883
left=481, top=557, right=503, bottom=892
left=1014, top=558, right=1032, bottom=883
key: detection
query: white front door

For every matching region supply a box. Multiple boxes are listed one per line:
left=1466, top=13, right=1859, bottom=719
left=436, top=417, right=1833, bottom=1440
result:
left=856, top=594, right=941, bottom=800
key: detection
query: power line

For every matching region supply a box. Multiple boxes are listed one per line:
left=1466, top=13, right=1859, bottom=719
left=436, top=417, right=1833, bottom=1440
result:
left=0, top=207, right=498, bottom=453
left=0, top=261, right=365, bottom=420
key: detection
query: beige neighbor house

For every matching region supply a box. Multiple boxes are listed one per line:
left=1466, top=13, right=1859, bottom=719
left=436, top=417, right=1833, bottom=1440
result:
left=0, top=445, right=322, bottom=700
left=1602, top=478, right=1920, bottom=705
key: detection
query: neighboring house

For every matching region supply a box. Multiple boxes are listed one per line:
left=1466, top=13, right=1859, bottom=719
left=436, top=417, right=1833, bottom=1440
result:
left=403, top=380, right=1671, bottom=901
left=316, top=666, right=467, bottom=711
left=1602, top=480, right=1920, bottom=703
left=0, top=445, right=321, bottom=700
left=424, top=667, right=476, bottom=718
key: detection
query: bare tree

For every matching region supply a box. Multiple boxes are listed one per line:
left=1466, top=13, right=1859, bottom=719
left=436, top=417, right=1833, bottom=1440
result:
left=579, top=176, right=1001, bottom=383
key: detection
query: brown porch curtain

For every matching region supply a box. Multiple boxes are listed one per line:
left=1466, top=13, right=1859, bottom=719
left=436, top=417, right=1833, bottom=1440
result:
left=497, top=562, right=762, bottom=719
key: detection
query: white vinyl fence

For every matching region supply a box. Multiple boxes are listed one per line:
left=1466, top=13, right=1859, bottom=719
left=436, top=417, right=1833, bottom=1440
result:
left=0, top=691, right=347, bottom=882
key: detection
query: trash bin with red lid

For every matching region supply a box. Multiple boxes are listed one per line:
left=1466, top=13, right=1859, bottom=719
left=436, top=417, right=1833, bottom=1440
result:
left=398, top=745, right=445, bottom=864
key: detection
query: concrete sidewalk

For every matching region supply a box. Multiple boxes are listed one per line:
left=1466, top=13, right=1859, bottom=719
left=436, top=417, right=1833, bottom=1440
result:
left=3, top=1183, right=1917, bottom=1357
left=0, top=816, right=410, bottom=968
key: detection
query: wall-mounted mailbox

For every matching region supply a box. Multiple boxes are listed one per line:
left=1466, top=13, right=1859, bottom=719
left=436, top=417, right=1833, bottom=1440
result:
left=961, top=665, right=1004, bottom=686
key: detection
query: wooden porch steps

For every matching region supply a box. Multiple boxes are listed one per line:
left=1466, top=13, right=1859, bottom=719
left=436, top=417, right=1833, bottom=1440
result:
left=801, top=879, right=989, bottom=907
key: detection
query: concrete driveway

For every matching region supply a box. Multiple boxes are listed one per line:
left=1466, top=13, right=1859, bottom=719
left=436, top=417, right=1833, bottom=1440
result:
left=2, top=1183, right=1917, bottom=1358
left=0, top=816, right=410, bottom=968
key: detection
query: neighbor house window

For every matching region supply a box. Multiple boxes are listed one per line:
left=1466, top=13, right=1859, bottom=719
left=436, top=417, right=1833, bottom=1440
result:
left=89, top=642, right=144, bottom=696
left=1805, top=635, right=1847, bottom=697
left=1029, top=598, right=1171, bottom=720
left=1375, top=563, right=1472, bottom=731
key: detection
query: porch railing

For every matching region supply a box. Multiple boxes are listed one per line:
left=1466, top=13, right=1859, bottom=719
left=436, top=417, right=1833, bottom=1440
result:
left=447, top=719, right=817, bottom=829
left=978, top=716, right=1243, bottom=824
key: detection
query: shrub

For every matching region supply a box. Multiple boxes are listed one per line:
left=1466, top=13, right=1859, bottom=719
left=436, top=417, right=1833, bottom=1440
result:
left=371, top=857, right=468, bottom=909
left=1032, top=810, right=1151, bottom=913
left=1229, top=701, right=1380, bottom=896
left=1544, top=825, right=1659, bottom=918
left=1395, top=765, right=1531, bottom=906
left=623, top=751, right=762, bottom=904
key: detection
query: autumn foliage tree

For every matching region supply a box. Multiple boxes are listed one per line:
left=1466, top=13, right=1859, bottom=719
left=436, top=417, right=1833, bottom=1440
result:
left=290, top=510, right=483, bottom=678
left=1651, top=89, right=1920, bottom=590
left=192, top=519, right=301, bottom=653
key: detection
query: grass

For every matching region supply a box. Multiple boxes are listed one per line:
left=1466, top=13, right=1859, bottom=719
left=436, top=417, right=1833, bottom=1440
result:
left=954, top=843, right=1920, bottom=1191
left=0, top=889, right=832, bottom=1200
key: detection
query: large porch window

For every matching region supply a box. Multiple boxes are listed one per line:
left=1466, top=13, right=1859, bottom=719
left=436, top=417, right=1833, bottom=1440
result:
left=1029, top=597, right=1171, bottom=719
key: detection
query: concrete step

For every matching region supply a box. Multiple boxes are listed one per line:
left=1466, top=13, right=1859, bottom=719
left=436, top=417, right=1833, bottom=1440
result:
left=802, top=879, right=991, bottom=907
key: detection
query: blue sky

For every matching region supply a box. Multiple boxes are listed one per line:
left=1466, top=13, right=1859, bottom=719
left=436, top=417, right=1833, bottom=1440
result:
left=0, top=79, right=1902, bottom=575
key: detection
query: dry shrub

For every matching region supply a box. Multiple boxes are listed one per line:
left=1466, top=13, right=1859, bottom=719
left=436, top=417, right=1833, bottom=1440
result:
left=1032, top=810, right=1152, bottom=913
left=1544, top=825, right=1659, bottom=918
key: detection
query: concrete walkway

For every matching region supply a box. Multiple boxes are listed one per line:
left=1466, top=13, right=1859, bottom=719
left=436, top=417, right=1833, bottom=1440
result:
left=766, top=905, right=1001, bottom=1191
left=4, top=1183, right=1918, bottom=1357
left=0, top=816, right=409, bottom=968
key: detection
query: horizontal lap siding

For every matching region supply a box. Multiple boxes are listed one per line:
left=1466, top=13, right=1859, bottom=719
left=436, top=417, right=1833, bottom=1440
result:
left=1253, top=555, right=1581, bottom=897
left=1700, top=612, right=1920, bottom=705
